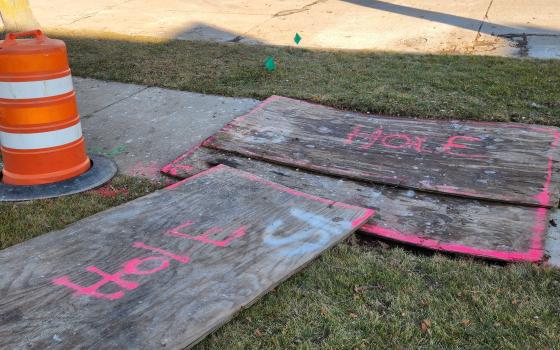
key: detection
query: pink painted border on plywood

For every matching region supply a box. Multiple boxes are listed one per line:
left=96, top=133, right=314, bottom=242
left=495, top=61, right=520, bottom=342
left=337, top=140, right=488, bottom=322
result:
left=161, top=96, right=557, bottom=262
left=201, top=95, right=560, bottom=208
left=160, top=143, right=201, bottom=178
left=163, top=153, right=547, bottom=262
left=165, top=164, right=374, bottom=229
left=360, top=207, right=547, bottom=263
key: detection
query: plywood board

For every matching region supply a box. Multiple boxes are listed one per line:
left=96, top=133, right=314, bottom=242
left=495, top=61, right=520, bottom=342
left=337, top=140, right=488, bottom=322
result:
left=0, top=165, right=372, bottom=350
left=203, top=96, right=560, bottom=207
left=162, top=146, right=548, bottom=262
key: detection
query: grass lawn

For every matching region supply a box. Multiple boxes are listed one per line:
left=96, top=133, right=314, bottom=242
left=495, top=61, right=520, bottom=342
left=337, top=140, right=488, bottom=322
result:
left=59, top=31, right=560, bottom=126
left=0, top=175, right=161, bottom=249
left=0, top=175, right=160, bottom=249
left=1, top=32, right=560, bottom=348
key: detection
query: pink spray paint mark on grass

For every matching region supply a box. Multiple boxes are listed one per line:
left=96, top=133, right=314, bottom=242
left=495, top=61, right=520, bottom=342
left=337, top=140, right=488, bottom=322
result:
left=160, top=163, right=194, bottom=177
left=92, top=185, right=129, bottom=198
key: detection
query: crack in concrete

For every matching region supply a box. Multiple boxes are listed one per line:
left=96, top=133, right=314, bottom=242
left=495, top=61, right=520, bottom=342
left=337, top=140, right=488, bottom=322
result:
left=273, top=0, right=328, bottom=17
left=233, top=1, right=322, bottom=43
left=475, top=0, right=494, bottom=41
left=83, top=86, right=149, bottom=119
left=470, top=0, right=559, bottom=58
left=67, top=0, right=136, bottom=25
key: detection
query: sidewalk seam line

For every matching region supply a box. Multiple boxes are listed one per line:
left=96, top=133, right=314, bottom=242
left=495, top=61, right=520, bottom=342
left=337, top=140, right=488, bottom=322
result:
left=83, top=86, right=149, bottom=118
left=475, top=0, right=495, bottom=40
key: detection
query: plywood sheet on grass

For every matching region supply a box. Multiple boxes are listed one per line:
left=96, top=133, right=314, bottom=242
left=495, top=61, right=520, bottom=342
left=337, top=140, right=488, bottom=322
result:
left=0, top=165, right=371, bottom=350
left=161, top=146, right=548, bottom=262
left=203, top=96, right=560, bottom=207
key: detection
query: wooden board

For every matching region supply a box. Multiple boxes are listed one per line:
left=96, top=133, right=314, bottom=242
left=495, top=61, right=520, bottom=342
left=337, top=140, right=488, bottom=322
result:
left=0, top=165, right=372, bottom=350
left=162, top=146, right=549, bottom=262
left=203, top=96, right=560, bottom=208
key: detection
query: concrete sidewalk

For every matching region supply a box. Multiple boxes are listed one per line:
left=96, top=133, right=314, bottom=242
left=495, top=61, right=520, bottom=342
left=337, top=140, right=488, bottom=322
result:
left=23, top=0, right=560, bottom=58
left=74, top=77, right=259, bottom=183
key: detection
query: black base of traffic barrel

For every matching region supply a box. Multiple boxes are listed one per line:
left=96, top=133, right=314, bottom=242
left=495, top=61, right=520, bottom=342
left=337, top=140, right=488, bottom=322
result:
left=0, top=154, right=117, bottom=202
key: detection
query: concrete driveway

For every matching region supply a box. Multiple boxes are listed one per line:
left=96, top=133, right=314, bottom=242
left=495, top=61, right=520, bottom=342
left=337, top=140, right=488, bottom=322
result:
left=22, top=0, right=560, bottom=58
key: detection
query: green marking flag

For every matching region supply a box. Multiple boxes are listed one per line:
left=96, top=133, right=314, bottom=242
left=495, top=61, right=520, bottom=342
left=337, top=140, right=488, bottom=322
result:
left=294, top=33, right=302, bottom=45
left=264, top=56, right=276, bottom=72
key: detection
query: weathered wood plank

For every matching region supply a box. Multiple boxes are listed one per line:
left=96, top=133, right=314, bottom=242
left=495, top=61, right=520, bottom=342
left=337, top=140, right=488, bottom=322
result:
left=162, top=146, right=548, bottom=262
left=0, top=165, right=372, bottom=350
left=203, top=96, right=560, bottom=207
left=0, top=0, right=40, bottom=34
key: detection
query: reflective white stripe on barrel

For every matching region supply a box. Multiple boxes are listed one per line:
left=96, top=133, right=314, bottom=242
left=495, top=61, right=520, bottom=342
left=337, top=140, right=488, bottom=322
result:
left=0, top=122, right=82, bottom=150
left=0, top=75, right=73, bottom=99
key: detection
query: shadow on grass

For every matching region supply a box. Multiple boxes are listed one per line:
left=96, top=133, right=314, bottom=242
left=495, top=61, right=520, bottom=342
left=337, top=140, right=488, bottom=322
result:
left=51, top=30, right=560, bottom=126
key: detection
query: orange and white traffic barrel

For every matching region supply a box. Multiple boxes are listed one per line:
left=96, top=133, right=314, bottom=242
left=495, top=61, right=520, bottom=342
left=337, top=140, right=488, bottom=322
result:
left=0, top=30, right=90, bottom=185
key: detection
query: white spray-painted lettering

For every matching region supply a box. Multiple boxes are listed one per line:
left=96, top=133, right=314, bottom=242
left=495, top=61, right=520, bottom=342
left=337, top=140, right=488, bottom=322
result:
left=263, top=208, right=351, bottom=256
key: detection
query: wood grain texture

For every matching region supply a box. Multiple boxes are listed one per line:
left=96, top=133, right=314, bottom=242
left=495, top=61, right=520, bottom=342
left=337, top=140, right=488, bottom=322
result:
left=161, top=146, right=548, bottom=262
left=0, top=165, right=372, bottom=350
left=0, top=0, right=40, bottom=33
left=203, top=96, right=560, bottom=207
